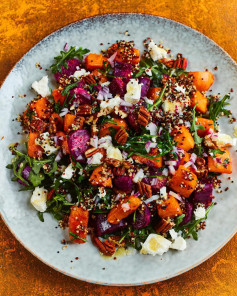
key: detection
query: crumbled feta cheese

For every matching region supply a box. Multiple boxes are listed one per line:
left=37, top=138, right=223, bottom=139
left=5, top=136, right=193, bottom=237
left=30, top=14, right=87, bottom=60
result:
left=35, top=132, right=58, bottom=155
left=145, top=68, right=152, bottom=76
left=31, top=187, right=48, bottom=212
left=170, top=236, right=187, bottom=251
left=160, top=186, right=167, bottom=199
left=140, top=234, right=171, bottom=256
left=212, top=133, right=235, bottom=147
left=100, top=95, right=121, bottom=109
left=144, top=97, right=154, bottom=105
left=124, top=79, right=142, bottom=104
left=148, top=41, right=167, bottom=61
left=32, top=76, right=51, bottom=97
left=133, top=168, right=144, bottom=183
left=88, top=152, right=103, bottom=165
left=175, top=85, right=186, bottom=94
left=146, top=122, right=158, bottom=135
left=106, top=146, right=122, bottom=161
left=98, top=136, right=112, bottom=149
left=62, top=163, right=76, bottom=179
left=194, top=206, right=206, bottom=220
left=162, top=100, right=182, bottom=113
left=169, top=229, right=178, bottom=240
left=72, top=69, right=90, bottom=79
left=90, top=135, right=98, bottom=148
left=121, top=202, right=130, bottom=212
left=98, top=187, right=106, bottom=198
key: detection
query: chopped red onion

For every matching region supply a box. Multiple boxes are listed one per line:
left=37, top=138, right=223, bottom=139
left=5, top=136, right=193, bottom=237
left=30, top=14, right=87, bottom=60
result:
left=97, top=86, right=113, bottom=101
left=120, top=99, right=133, bottom=107
left=65, top=194, right=72, bottom=202
left=146, top=122, right=157, bottom=135
left=55, top=150, right=63, bottom=162
left=165, top=160, right=177, bottom=166
left=158, top=127, right=163, bottom=136
left=122, top=151, right=128, bottom=159
left=207, top=128, right=214, bottom=135
left=190, top=153, right=197, bottom=163
left=168, top=165, right=176, bottom=175
left=90, top=135, right=98, bottom=148
left=216, top=157, right=222, bottom=163
left=144, top=195, right=159, bottom=204
left=169, top=191, right=183, bottom=202
left=162, top=168, right=168, bottom=176
left=115, top=193, right=122, bottom=201
left=191, top=164, right=197, bottom=171
left=184, top=161, right=192, bottom=168
left=151, top=178, right=159, bottom=186
left=185, top=121, right=191, bottom=128
left=203, top=152, right=208, bottom=157
left=145, top=141, right=157, bottom=153
left=64, top=43, right=69, bottom=52
left=108, top=51, right=117, bottom=68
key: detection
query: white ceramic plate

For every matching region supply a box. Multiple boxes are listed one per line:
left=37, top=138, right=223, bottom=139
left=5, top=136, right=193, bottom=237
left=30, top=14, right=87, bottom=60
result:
left=0, top=14, right=237, bottom=286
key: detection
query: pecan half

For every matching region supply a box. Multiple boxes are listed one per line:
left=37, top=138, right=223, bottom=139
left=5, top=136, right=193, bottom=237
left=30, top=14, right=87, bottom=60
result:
left=83, top=74, right=96, bottom=85
left=114, top=127, right=128, bottom=145
left=173, top=55, right=187, bottom=70
left=91, top=236, right=116, bottom=256
left=112, top=167, right=126, bottom=176
left=104, top=158, right=121, bottom=167
left=154, top=218, right=174, bottom=234
left=137, top=181, right=152, bottom=198
left=30, top=119, right=48, bottom=134
left=195, top=157, right=208, bottom=179
left=85, top=147, right=100, bottom=158
left=77, top=104, right=92, bottom=116
left=137, top=106, right=150, bottom=127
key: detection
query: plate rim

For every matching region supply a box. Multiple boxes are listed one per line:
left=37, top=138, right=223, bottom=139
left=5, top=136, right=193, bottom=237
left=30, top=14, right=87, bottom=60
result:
left=0, top=12, right=237, bottom=286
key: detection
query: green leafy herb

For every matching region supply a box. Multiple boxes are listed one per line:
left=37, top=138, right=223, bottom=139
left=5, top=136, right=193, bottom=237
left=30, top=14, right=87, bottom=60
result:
left=147, top=84, right=167, bottom=111
left=69, top=231, right=88, bottom=242
left=28, top=171, right=45, bottom=187
left=37, top=211, right=44, bottom=222
left=191, top=104, right=205, bottom=145
left=50, top=46, right=90, bottom=74
left=209, top=148, right=225, bottom=158
left=209, top=94, right=231, bottom=127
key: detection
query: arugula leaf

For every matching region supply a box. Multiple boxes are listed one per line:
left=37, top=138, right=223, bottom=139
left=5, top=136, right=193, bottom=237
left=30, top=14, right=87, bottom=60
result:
left=69, top=231, right=88, bottom=242
left=37, top=212, right=44, bottom=222
left=61, top=82, right=79, bottom=96
left=28, top=171, right=45, bottom=187
left=209, top=94, right=230, bottom=127
left=50, top=46, right=90, bottom=74
left=190, top=105, right=205, bottom=145
left=148, top=84, right=167, bottom=111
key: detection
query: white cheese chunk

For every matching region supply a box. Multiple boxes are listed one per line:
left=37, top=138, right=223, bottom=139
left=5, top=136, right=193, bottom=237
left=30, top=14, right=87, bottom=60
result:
left=35, top=132, right=58, bottom=156
left=31, top=186, right=48, bottom=212
left=100, top=95, right=121, bottom=109
left=133, top=168, right=145, bottom=183
left=62, top=163, right=76, bottom=179
left=212, top=133, right=235, bottom=147
left=72, top=69, right=90, bottom=79
left=140, top=234, right=171, bottom=256
left=194, top=206, right=206, bottom=220
left=169, top=229, right=178, bottom=240
left=162, top=100, right=182, bottom=114
left=124, top=79, right=142, bottom=104
left=88, top=152, right=103, bottom=165
left=106, top=146, right=122, bottom=161
left=146, top=122, right=158, bottom=135
left=32, top=76, right=51, bottom=97
left=98, top=136, right=112, bottom=149
left=170, top=236, right=187, bottom=251
left=175, top=85, right=186, bottom=94
left=148, top=41, right=167, bottom=61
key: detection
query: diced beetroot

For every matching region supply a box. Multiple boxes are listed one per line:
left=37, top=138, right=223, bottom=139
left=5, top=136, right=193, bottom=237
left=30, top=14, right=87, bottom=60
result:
left=113, top=176, right=133, bottom=193
left=109, top=77, right=125, bottom=96
left=114, top=61, right=132, bottom=78
left=127, top=112, right=141, bottom=133
left=151, top=176, right=168, bottom=194
left=139, top=77, right=151, bottom=97
left=181, top=201, right=193, bottom=225
left=68, top=129, right=90, bottom=161
left=54, top=58, right=81, bottom=81
left=94, top=213, right=127, bottom=236
left=73, top=88, right=91, bottom=105
left=192, top=183, right=213, bottom=208
left=131, top=203, right=151, bottom=229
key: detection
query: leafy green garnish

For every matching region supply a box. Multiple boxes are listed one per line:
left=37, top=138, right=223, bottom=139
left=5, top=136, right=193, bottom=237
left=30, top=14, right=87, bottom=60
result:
left=28, top=171, right=45, bottom=187
left=61, top=82, right=79, bottom=96
left=50, top=46, right=90, bottom=74
left=37, top=211, right=44, bottom=222
left=70, top=231, right=88, bottom=242
left=191, top=104, right=205, bottom=145
left=147, top=84, right=167, bottom=111
left=209, top=148, right=224, bottom=158
left=209, top=94, right=231, bottom=127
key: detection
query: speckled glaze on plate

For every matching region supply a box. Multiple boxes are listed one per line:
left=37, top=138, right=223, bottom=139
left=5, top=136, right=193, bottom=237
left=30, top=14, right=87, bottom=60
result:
left=0, top=14, right=237, bottom=286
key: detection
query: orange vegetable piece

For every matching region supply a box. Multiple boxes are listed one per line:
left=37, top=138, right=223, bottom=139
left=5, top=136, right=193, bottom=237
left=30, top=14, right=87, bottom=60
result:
left=107, top=195, right=141, bottom=224
left=208, top=149, right=232, bottom=174
left=28, top=132, right=44, bottom=158
left=115, top=48, right=140, bottom=65
left=99, top=118, right=127, bottom=138
left=173, top=126, right=195, bottom=151
left=157, top=195, right=183, bottom=219
left=56, top=131, right=70, bottom=154
left=147, top=87, right=161, bottom=102
left=31, top=97, right=51, bottom=119
left=52, top=89, right=66, bottom=106
left=64, top=114, right=76, bottom=132
left=92, top=69, right=108, bottom=83
left=85, top=53, right=107, bottom=70
left=191, top=91, right=208, bottom=113
left=196, top=117, right=214, bottom=137
left=69, top=206, right=89, bottom=244
left=189, top=71, right=214, bottom=92
left=180, top=151, right=191, bottom=165
left=89, top=165, right=112, bottom=187
left=169, top=165, right=198, bottom=198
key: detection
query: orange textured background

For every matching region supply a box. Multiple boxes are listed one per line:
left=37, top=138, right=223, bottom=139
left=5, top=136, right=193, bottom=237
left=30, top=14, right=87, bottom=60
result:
left=0, top=0, right=237, bottom=295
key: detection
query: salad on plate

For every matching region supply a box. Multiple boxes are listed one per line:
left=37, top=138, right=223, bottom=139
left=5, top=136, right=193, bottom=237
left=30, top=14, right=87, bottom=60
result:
left=7, top=38, right=236, bottom=257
